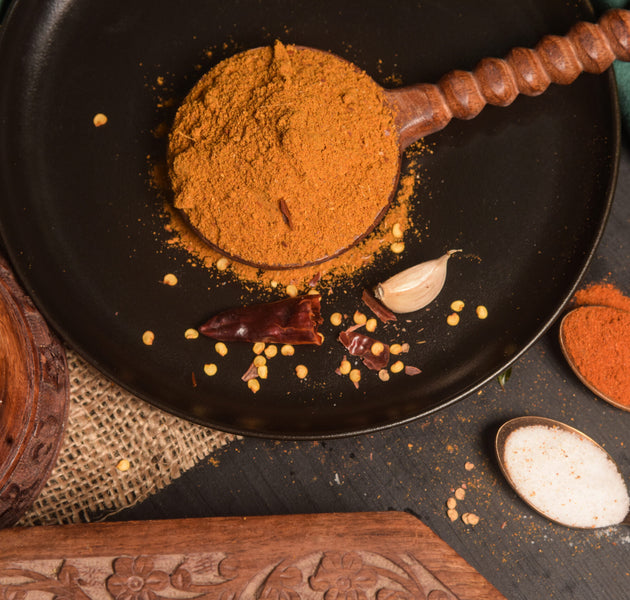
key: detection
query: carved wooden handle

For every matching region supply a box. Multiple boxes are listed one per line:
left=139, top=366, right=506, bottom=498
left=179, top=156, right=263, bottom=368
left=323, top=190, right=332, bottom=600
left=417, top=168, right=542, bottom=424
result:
left=389, top=8, right=630, bottom=148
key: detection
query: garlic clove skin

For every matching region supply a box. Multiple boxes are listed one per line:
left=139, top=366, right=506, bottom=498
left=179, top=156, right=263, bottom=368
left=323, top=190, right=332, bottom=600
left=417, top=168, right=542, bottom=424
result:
left=374, top=249, right=461, bottom=313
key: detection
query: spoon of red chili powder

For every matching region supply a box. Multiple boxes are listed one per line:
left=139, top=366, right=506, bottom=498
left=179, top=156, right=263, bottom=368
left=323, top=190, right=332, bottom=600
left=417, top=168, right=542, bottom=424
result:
left=169, top=9, right=630, bottom=270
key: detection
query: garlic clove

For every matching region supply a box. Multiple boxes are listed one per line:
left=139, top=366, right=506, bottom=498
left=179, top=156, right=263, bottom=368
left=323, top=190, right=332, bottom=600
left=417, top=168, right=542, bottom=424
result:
left=374, top=249, right=461, bottom=313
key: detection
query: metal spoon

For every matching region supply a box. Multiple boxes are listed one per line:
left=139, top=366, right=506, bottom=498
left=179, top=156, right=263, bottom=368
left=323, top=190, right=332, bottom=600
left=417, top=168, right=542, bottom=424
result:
left=495, top=416, right=630, bottom=528
left=178, top=9, right=630, bottom=269
left=559, top=306, right=630, bottom=412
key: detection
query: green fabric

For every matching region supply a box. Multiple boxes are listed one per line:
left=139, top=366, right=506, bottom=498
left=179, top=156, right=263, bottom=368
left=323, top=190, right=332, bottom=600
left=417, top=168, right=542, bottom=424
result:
left=594, top=0, right=630, bottom=133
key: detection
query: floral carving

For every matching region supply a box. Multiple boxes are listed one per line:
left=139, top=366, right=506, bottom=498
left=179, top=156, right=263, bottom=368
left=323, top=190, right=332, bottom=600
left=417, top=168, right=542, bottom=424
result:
left=309, top=552, right=377, bottom=599
left=106, top=557, right=169, bottom=600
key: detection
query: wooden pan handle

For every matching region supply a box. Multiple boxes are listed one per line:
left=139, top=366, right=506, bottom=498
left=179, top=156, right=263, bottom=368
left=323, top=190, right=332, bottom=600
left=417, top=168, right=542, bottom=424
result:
left=389, top=8, right=630, bottom=148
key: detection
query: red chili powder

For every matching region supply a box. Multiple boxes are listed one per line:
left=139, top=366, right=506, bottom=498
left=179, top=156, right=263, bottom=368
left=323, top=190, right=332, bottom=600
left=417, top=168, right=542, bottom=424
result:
left=563, top=281, right=630, bottom=409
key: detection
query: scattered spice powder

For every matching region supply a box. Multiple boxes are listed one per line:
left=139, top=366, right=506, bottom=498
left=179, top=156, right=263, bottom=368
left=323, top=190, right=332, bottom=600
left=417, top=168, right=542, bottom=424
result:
left=572, top=281, right=630, bottom=312
left=168, top=40, right=400, bottom=268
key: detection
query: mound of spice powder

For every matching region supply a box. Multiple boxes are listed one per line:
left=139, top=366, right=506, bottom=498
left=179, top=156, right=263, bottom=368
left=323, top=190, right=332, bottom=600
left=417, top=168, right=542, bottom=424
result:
left=168, top=40, right=400, bottom=268
left=562, top=281, right=630, bottom=409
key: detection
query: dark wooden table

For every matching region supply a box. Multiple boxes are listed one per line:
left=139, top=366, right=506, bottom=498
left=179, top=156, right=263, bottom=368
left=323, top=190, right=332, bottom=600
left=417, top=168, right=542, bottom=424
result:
left=109, top=143, right=630, bottom=598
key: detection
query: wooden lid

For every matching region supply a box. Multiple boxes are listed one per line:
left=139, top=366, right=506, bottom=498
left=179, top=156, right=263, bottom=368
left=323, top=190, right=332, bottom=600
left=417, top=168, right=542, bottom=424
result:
left=0, top=255, right=69, bottom=527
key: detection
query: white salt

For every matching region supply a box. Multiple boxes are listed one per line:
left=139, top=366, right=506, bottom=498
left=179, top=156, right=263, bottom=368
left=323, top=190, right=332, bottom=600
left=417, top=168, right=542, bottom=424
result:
left=503, top=425, right=629, bottom=528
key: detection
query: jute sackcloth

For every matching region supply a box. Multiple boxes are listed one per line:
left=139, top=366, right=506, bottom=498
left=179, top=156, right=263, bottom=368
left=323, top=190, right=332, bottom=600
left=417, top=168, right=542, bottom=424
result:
left=18, top=348, right=237, bottom=526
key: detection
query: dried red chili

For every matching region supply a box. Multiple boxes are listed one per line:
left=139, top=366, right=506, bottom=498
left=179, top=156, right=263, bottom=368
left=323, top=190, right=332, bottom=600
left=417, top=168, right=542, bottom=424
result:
left=338, top=328, right=390, bottom=371
left=200, top=294, right=323, bottom=344
left=362, top=289, right=397, bottom=322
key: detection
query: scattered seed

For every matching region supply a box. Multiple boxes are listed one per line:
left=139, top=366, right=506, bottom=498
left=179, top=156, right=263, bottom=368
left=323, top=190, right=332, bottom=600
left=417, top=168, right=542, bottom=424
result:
left=203, top=363, right=218, bottom=376
left=390, top=360, right=404, bottom=373
left=390, top=343, right=403, bottom=355
left=390, top=241, right=405, bottom=254
left=392, top=222, right=403, bottom=238
left=184, top=328, right=199, bottom=339
left=353, top=311, right=367, bottom=325
left=446, top=497, right=457, bottom=509
left=476, top=305, right=489, bottom=319
left=215, top=342, right=228, bottom=356
left=370, top=341, right=385, bottom=356
left=451, top=300, right=465, bottom=312
left=142, top=330, right=155, bottom=346
left=455, top=487, right=466, bottom=501
left=286, top=284, right=298, bottom=297
left=295, top=364, right=308, bottom=379
left=257, top=365, right=268, bottom=379
left=253, top=355, right=267, bottom=367
left=330, top=312, right=343, bottom=326
left=462, top=512, right=480, bottom=526
left=339, top=359, right=352, bottom=375
left=349, top=368, right=361, bottom=384
left=281, top=344, right=295, bottom=356
left=93, top=113, right=108, bottom=127
left=116, top=459, right=130, bottom=472
left=447, top=509, right=459, bottom=522
left=378, top=369, right=390, bottom=382
left=446, top=313, right=460, bottom=326
left=365, top=318, right=377, bottom=332
left=253, top=342, right=266, bottom=355
left=270, top=280, right=279, bottom=288
left=264, top=344, right=278, bottom=359
left=215, top=257, right=230, bottom=271
left=465, top=461, right=475, bottom=471
left=247, top=379, right=260, bottom=393
left=162, top=273, right=178, bottom=286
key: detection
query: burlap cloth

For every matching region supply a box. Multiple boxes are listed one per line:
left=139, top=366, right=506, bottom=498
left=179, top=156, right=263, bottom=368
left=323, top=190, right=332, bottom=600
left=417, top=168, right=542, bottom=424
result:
left=18, top=348, right=237, bottom=527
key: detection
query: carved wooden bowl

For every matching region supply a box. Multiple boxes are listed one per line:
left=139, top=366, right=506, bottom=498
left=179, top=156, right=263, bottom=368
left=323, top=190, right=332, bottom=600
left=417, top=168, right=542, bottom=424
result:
left=0, top=255, right=69, bottom=528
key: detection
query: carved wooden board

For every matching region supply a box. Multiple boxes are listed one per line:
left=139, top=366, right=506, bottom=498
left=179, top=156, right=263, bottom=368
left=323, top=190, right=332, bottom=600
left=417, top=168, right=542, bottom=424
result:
left=0, top=255, right=69, bottom=527
left=0, top=512, right=505, bottom=599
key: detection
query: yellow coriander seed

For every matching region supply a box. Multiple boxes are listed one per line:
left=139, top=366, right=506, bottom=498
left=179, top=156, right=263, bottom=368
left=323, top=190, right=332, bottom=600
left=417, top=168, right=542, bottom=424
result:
left=330, top=312, right=343, bottom=326
left=247, top=379, right=260, bottom=393
left=451, top=300, right=465, bottom=312
left=253, top=342, right=266, bottom=355
left=93, top=112, right=108, bottom=127
left=390, top=241, right=405, bottom=254
left=162, top=273, right=178, bottom=286
left=392, top=222, right=403, bottom=238
left=455, top=487, right=466, bottom=501
left=465, top=461, right=475, bottom=471
left=281, top=344, right=295, bottom=356
left=390, top=343, right=403, bottom=355
left=264, top=344, right=278, bottom=359
left=215, top=342, right=228, bottom=356
left=142, top=330, right=155, bottom=346
left=370, top=341, right=385, bottom=356
left=446, top=313, right=460, bottom=326
left=390, top=360, right=404, bottom=373
left=215, top=257, right=230, bottom=271
left=378, top=369, right=390, bottom=382
left=286, top=284, right=298, bottom=297
left=116, top=459, right=130, bottom=472
left=446, top=497, right=457, bottom=510
left=476, top=305, right=489, bottom=319
left=184, top=328, right=199, bottom=339
left=353, top=311, right=367, bottom=325
left=295, top=364, right=308, bottom=379
left=339, top=359, right=352, bottom=375
left=447, top=509, right=459, bottom=522
left=203, top=363, right=218, bottom=376
left=257, top=365, right=268, bottom=379
left=365, top=318, right=377, bottom=332
left=349, top=368, right=361, bottom=384
left=253, top=355, right=267, bottom=367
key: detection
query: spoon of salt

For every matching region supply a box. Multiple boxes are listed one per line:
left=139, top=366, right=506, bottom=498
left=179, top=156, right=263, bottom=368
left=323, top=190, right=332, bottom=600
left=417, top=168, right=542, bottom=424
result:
left=495, top=416, right=630, bottom=528
left=172, top=9, right=630, bottom=270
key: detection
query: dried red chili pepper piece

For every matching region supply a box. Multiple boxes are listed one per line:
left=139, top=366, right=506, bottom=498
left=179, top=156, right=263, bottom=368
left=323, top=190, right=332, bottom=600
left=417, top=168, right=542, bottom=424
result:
left=338, top=329, right=390, bottom=371
left=362, top=289, right=397, bottom=323
left=200, top=294, right=323, bottom=344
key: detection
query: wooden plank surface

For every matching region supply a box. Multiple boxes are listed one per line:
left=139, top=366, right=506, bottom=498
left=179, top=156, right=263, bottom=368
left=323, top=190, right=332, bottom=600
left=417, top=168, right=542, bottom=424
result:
left=0, top=512, right=504, bottom=599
